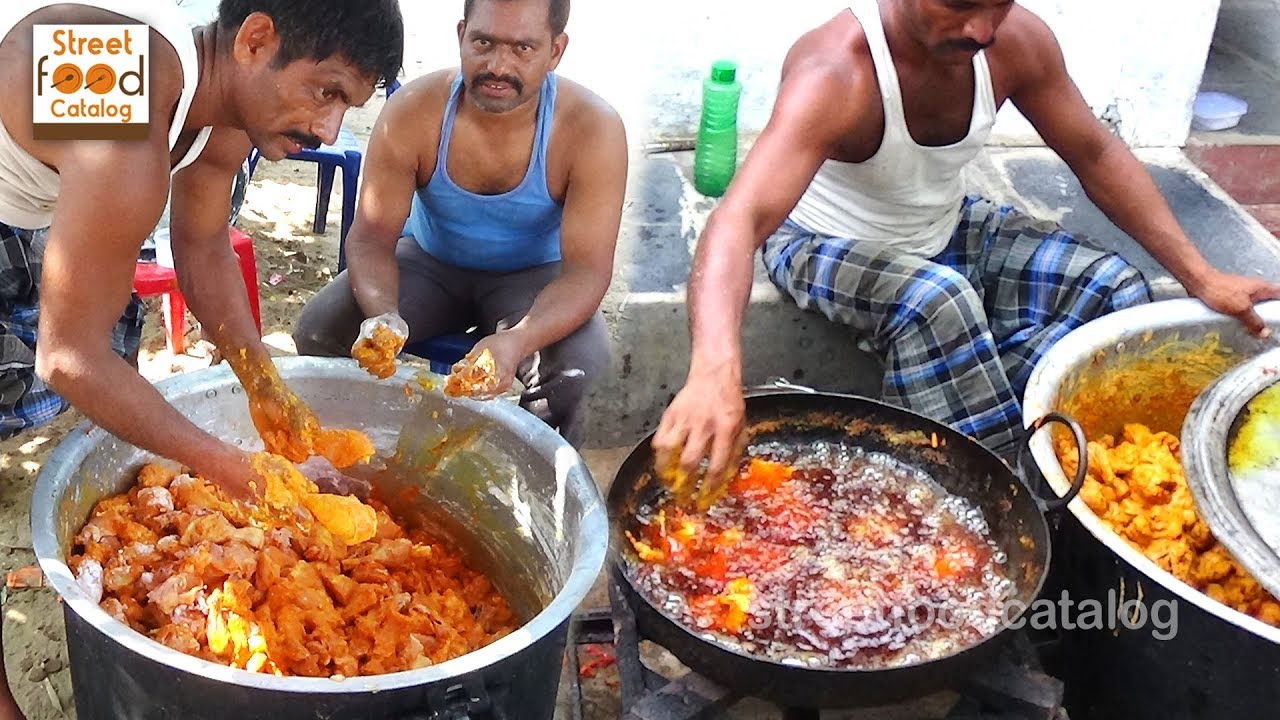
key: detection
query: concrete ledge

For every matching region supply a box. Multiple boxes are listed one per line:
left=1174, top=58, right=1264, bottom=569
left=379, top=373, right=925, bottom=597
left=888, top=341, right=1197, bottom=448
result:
left=577, top=147, right=1280, bottom=449
left=585, top=288, right=883, bottom=448
left=964, top=147, right=1280, bottom=297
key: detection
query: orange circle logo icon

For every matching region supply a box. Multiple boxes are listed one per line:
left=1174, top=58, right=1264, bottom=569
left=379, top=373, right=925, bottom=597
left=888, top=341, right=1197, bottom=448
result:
left=84, top=64, right=116, bottom=95
left=50, top=63, right=83, bottom=94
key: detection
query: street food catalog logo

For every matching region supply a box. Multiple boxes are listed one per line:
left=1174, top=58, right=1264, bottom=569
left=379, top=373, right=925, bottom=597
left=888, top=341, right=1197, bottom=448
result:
left=32, top=25, right=149, bottom=140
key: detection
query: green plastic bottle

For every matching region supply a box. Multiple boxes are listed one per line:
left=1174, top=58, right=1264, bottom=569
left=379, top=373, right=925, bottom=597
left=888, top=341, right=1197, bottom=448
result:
left=693, top=59, right=742, bottom=198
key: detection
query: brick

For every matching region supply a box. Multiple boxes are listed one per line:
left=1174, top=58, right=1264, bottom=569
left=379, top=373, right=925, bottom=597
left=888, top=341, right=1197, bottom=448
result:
left=1186, top=145, right=1280, bottom=205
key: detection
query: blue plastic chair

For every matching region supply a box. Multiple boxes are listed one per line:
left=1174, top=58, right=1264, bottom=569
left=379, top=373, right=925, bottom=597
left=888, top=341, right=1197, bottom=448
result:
left=403, top=329, right=480, bottom=375
left=247, top=79, right=402, bottom=244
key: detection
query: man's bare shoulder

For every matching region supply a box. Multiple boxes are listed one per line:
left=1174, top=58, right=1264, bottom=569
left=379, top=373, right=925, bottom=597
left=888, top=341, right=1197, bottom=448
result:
left=183, top=126, right=252, bottom=175
left=399, top=69, right=458, bottom=99
left=551, top=76, right=624, bottom=140
left=381, top=69, right=455, bottom=124
left=985, top=6, right=1063, bottom=87
left=775, top=11, right=870, bottom=128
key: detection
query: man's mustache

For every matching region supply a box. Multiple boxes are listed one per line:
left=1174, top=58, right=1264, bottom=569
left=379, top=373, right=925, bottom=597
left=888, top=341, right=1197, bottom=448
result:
left=285, top=131, right=322, bottom=150
left=472, top=73, right=524, bottom=95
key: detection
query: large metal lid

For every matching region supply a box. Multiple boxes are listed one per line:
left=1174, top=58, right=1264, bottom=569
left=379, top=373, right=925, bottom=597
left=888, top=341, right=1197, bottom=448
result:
left=1183, top=346, right=1280, bottom=599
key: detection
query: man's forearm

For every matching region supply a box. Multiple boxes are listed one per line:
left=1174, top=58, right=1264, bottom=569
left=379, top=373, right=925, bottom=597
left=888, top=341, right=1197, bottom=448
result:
left=686, top=213, right=756, bottom=377
left=1077, top=140, right=1215, bottom=291
left=40, top=348, right=236, bottom=475
left=178, top=239, right=268, bottom=361
left=175, top=238, right=289, bottom=406
left=347, top=239, right=402, bottom=319
left=506, top=267, right=607, bottom=354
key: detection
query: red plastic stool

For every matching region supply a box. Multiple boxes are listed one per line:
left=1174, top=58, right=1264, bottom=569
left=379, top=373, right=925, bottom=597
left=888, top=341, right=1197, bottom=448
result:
left=132, top=226, right=261, bottom=354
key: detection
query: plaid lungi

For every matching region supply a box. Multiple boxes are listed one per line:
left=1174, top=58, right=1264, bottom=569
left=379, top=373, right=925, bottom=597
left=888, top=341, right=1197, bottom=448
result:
left=762, top=195, right=1153, bottom=459
left=0, top=222, right=144, bottom=439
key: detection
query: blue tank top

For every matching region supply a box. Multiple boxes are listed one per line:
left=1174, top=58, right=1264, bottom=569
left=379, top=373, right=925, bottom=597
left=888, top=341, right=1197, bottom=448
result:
left=403, top=73, right=562, bottom=272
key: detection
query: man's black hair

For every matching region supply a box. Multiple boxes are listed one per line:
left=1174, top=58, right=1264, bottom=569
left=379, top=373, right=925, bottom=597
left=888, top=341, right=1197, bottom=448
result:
left=217, top=0, right=404, bottom=87
left=463, top=0, right=569, bottom=36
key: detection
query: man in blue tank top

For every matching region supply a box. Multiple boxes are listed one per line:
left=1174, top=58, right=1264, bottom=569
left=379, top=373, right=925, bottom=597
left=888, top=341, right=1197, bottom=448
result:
left=295, top=0, right=628, bottom=448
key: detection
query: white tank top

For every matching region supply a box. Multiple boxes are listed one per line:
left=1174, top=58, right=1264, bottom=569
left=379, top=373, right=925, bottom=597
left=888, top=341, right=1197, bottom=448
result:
left=0, top=0, right=212, bottom=229
left=788, top=0, right=997, bottom=257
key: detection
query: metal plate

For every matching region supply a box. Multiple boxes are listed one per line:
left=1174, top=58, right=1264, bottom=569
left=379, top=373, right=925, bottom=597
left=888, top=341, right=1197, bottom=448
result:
left=1183, top=346, right=1280, bottom=600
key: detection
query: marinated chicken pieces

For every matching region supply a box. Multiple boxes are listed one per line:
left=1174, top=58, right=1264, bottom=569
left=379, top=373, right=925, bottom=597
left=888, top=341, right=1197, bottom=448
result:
left=69, top=458, right=518, bottom=677
left=1057, top=423, right=1280, bottom=626
left=352, top=323, right=404, bottom=380
left=443, top=348, right=500, bottom=398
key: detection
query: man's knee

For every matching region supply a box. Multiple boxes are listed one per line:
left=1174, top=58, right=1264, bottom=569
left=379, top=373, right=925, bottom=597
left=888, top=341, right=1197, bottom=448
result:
left=552, top=317, right=609, bottom=385
left=292, top=271, right=371, bottom=358
left=0, top=369, right=68, bottom=440
left=293, top=314, right=347, bottom=357
left=522, top=317, right=608, bottom=447
left=294, top=287, right=359, bottom=358
left=532, top=315, right=609, bottom=403
left=1102, top=258, right=1154, bottom=312
left=893, top=268, right=984, bottom=335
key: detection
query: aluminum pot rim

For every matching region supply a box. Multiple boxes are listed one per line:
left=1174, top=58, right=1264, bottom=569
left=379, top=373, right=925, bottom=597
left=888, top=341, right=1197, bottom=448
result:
left=31, top=358, right=608, bottom=692
left=1023, top=297, right=1280, bottom=644
left=1183, top=346, right=1280, bottom=601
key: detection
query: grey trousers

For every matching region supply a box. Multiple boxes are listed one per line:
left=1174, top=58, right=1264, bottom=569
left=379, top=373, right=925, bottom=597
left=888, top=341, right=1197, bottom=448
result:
left=294, top=237, right=609, bottom=448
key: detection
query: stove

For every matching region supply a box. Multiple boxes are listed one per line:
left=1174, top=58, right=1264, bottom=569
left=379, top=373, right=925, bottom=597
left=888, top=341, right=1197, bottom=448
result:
left=564, top=575, right=1067, bottom=720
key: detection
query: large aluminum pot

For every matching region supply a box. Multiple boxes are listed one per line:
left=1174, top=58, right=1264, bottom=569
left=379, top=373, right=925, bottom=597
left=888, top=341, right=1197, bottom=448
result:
left=1022, top=298, right=1280, bottom=720
left=31, top=357, right=607, bottom=720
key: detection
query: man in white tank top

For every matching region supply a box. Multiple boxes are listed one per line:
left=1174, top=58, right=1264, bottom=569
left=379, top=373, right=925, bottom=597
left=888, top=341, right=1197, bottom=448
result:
left=0, top=3, right=401, bottom=715
left=654, top=0, right=1280, bottom=493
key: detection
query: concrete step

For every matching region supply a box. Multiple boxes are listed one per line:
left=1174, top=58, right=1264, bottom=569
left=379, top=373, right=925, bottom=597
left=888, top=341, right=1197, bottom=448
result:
left=577, top=147, right=1280, bottom=450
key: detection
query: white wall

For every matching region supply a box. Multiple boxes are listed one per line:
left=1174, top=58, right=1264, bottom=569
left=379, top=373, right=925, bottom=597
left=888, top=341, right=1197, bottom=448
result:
left=991, top=0, right=1223, bottom=147
left=178, top=0, right=1220, bottom=148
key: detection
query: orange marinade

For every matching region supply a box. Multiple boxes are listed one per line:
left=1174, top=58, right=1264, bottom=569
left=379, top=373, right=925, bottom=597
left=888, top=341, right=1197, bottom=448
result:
left=352, top=324, right=404, bottom=380
left=1057, top=423, right=1280, bottom=626
left=68, top=457, right=518, bottom=677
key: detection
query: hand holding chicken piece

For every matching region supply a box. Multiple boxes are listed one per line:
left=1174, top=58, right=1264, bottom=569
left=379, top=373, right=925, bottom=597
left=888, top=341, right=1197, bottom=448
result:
left=443, top=348, right=502, bottom=399
left=351, top=312, right=409, bottom=380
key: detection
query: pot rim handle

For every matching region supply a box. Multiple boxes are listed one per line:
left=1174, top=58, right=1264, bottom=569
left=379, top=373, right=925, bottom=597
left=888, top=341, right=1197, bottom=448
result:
left=1018, top=411, right=1088, bottom=513
left=397, top=680, right=502, bottom=720
left=744, top=377, right=819, bottom=397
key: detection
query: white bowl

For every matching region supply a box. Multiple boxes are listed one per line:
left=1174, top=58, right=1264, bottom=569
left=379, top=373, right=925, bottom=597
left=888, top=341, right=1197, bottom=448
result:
left=1193, top=91, right=1249, bottom=131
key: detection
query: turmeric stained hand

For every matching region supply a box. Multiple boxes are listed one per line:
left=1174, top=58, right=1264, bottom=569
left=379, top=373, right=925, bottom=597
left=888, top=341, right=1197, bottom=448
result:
left=250, top=453, right=376, bottom=545
left=229, top=349, right=322, bottom=462
left=443, top=349, right=501, bottom=399
left=312, top=428, right=375, bottom=470
left=249, top=383, right=323, bottom=463
left=229, top=349, right=375, bottom=470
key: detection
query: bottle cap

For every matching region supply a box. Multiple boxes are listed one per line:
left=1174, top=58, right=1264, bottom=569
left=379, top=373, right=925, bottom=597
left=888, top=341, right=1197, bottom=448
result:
left=710, top=59, right=737, bottom=83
